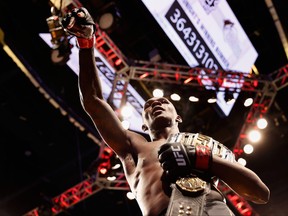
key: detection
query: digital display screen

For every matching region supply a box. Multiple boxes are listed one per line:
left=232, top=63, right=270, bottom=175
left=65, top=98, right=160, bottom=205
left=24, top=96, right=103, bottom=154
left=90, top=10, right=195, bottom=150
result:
left=141, top=0, right=258, bottom=116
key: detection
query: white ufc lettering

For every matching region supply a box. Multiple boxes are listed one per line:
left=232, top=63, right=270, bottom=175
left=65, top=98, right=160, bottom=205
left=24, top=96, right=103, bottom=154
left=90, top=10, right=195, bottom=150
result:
left=171, top=146, right=186, bottom=166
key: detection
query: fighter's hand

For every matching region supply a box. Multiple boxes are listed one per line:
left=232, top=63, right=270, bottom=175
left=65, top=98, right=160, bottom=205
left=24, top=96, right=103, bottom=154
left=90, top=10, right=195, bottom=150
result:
left=158, top=143, right=212, bottom=180
left=61, top=7, right=96, bottom=39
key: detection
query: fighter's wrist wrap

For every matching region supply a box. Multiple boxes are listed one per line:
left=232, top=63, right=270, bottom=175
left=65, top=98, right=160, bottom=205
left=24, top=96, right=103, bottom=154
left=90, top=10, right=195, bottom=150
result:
left=194, top=145, right=212, bottom=170
left=77, top=36, right=95, bottom=49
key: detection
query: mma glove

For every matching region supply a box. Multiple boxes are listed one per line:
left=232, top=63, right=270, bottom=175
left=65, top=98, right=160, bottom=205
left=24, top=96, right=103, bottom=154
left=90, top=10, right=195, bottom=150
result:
left=158, top=143, right=212, bottom=181
left=61, top=7, right=96, bottom=48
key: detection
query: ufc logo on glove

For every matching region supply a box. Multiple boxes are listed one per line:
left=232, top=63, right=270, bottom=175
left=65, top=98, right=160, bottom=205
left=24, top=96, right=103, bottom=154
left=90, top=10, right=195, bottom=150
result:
left=171, top=145, right=187, bottom=166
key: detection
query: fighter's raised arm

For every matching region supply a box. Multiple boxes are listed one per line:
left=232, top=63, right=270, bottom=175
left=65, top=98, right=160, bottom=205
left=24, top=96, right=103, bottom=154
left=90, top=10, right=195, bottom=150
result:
left=61, top=8, right=139, bottom=157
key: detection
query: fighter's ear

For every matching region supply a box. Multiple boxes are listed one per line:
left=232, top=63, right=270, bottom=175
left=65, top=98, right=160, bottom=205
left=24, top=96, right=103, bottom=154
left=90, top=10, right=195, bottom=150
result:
left=176, top=115, right=182, bottom=123
left=142, top=124, right=148, bottom=132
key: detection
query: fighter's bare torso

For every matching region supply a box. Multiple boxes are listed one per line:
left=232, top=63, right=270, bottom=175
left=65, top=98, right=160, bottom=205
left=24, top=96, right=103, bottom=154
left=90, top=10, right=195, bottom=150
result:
left=120, top=131, right=170, bottom=216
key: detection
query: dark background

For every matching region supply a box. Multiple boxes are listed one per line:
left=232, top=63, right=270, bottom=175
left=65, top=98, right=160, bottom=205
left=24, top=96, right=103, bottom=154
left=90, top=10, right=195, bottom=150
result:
left=0, top=0, right=288, bottom=215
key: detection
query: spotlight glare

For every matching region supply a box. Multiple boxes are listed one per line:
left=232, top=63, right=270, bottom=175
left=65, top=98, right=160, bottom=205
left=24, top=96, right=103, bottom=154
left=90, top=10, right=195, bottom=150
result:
left=243, top=144, right=254, bottom=154
left=237, top=158, right=247, bottom=166
left=244, top=98, right=253, bottom=107
left=247, top=130, right=261, bottom=143
left=99, top=167, right=108, bottom=175
left=207, top=98, right=217, bottom=103
left=170, top=93, right=181, bottom=101
left=111, top=163, right=121, bottom=170
left=153, top=89, right=164, bottom=97
left=189, top=96, right=199, bottom=102
left=257, top=118, right=268, bottom=129
left=107, top=176, right=116, bottom=181
left=126, top=191, right=135, bottom=200
left=120, top=105, right=133, bottom=118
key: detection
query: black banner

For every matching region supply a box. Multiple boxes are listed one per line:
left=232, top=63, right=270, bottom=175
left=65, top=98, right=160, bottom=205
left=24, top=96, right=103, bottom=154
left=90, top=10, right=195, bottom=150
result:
left=165, top=0, right=223, bottom=70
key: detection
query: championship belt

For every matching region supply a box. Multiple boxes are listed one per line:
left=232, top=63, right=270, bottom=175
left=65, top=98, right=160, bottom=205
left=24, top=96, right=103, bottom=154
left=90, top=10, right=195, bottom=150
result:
left=167, top=133, right=236, bottom=163
left=165, top=133, right=235, bottom=216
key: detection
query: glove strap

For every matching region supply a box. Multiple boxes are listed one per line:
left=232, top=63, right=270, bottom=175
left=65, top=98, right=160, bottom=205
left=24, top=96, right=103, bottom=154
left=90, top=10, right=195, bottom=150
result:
left=76, top=36, right=95, bottom=49
left=195, top=145, right=212, bottom=170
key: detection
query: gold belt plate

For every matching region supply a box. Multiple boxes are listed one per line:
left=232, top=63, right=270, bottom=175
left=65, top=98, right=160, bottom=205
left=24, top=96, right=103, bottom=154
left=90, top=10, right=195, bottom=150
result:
left=176, top=177, right=206, bottom=196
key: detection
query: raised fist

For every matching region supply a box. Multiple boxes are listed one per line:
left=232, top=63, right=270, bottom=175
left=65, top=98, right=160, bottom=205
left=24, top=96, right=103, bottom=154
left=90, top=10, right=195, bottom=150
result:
left=61, top=7, right=96, bottom=39
left=158, top=143, right=212, bottom=181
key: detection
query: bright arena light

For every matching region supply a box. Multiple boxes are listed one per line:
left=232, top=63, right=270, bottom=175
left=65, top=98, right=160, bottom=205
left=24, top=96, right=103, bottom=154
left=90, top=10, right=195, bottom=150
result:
left=170, top=93, right=181, bottom=101
left=247, top=129, right=261, bottom=143
left=107, top=176, right=116, bottom=181
left=257, top=118, right=268, bottom=129
left=207, top=97, right=217, bottom=103
left=120, top=105, right=133, bottom=118
left=153, top=88, right=164, bottom=97
left=243, top=144, right=254, bottom=154
left=111, top=163, right=121, bottom=170
left=189, top=96, right=199, bottom=102
left=244, top=98, right=253, bottom=107
left=126, top=191, right=135, bottom=200
left=237, top=158, right=247, bottom=166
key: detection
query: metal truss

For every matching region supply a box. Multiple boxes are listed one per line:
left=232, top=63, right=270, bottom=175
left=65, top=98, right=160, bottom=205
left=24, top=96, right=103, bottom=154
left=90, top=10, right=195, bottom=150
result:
left=23, top=172, right=129, bottom=216
left=129, top=60, right=272, bottom=93
left=269, top=64, right=288, bottom=91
